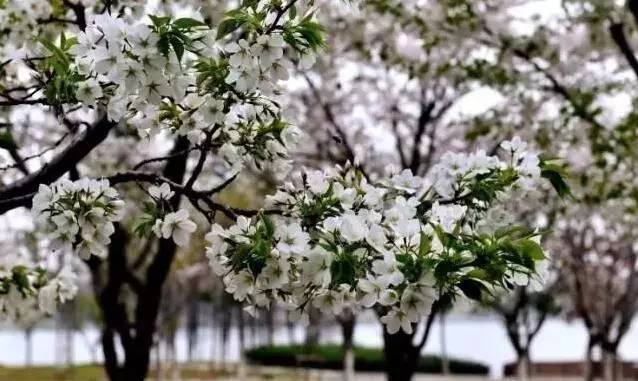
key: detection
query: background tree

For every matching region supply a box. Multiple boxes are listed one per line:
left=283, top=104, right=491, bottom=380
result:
left=490, top=284, right=560, bottom=381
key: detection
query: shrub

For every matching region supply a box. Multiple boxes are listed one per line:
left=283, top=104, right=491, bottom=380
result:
left=244, top=344, right=488, bottom=375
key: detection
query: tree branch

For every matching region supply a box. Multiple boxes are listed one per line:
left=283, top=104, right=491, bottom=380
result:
left=62, top=0, right=87, bottom=31
left=629, top=0, right=638, bottom=30
left=302, top=73, right=368, bottom=178
left=0, top=116, right=116, bottom=214
left=409, top=100, right=436, bottom=173
left=416, top=299, right=441, bottom=351
left=609, top=22, right=638, bottom=81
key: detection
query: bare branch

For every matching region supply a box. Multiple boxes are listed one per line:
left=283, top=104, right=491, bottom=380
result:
left=302, top=73, right=368, bottom=177
left=0, top=116, right=116, bottom=214
left=609, top=22, right=638, bottom=81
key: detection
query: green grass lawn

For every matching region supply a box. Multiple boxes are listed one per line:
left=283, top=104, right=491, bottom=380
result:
left=0, top=364, right=106, bottom=381
left=0, top=364, right=230, bottom=381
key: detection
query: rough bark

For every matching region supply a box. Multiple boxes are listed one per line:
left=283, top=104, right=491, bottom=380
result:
left=380, top=302, right=440, bottom=381
left=87, top=137, right=189, bottom=381
left=382, top=329, right=420, bottom=381
left=0, top=116, right=116, bottom=213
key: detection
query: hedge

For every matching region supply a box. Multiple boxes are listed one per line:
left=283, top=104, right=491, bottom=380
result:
left=244, top=344, right=489, bottom=375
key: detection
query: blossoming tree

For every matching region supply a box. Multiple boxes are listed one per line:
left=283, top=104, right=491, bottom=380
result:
left=275, top=1, right=572, bottom=379
left=286, top=2, right=638, bottom=380
left=0, top=1, right=566, bottom=381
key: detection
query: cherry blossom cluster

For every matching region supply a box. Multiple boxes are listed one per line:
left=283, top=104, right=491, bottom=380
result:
left=0, top=264, right=77, bottom=321
left=206, top=139, right=550, bottom=333
left=32, top=178, right=124, bottom=259
left=0, top=1, right=328, bottom=321
left=66, top=3, right=320, bottom=171
left=134, top=183, right=197, bottom=247
left=0, top=1, right=53, bottom=46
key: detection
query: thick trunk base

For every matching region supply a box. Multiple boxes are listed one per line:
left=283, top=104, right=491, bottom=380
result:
left=382, top=330, right=418, bottom=381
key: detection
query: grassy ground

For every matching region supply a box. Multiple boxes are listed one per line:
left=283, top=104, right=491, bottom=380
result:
left=0, top=364, right=589, bottom=381
left=0, top=364, right=231, bottom=381
left=0, top=364, right=106, bottom=381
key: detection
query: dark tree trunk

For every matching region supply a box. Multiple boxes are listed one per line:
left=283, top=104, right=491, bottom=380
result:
left=378, top=301, right=441, bottom=381
left=187, top=299, right=199, bottom=362
left=87, top=137, right=189, bottom=381
left=382, top=329, right=419, bottom=381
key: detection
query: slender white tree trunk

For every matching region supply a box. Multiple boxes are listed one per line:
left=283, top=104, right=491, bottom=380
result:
left=440, top=313, right=450, bottom=375
left=238, top=308, right=247, bottom=380
left=24, top=328, right=33, bottom=366
left=343, top=347, right=355, bottom=381
left=517, top=354, right=530, bottom=381
left=602, top=350, right=619, bottom=381
left=156, top=341, right=164, bottom=381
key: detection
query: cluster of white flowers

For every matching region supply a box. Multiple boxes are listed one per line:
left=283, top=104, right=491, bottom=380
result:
left=36, top=267, right=78, bottom=315
left=133, top=183, right=197, bottom=247
left=207, top=141, right=550, bottom=333
left=68, top=6, right=315, bottom=171
left=0, top=0, right=53, bottom=45
left=32, top=179, right=124, bottom=259
left=0, top=264, right=77, bottom=321
left=71, top=13, right=199, bottom=119
left=0, top=1, right=327, bottom=322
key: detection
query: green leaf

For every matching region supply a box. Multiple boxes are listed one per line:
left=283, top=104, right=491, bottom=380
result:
left=458, top=278, right=484, bottom=301
left=217, top=17, right=246, bottom=40
left=261, top=214, right=275, bottom=238
left=517, top=239, right=546, bottom=261
left=466, top=269, right=487, bottom=280
left=11, top=266, right=32, bottom=294
left=170, top=35, right=185, bottom=62
left=242, top=0, right=260, bottom=8
left=494, top=225, right=529, bottom=239
left=38, top=37, right=70, bottom=67
left=149, top=15, right=171, bottom=27
left=157, top=34, right=171, bottom=57
left=0, top=131, right=17, bottom=151
left=540, top=159, right=572, bottom=198
left=418, top=232, right=431, bottom=256
left=63, top=37, right=79, bottom=51
left=173, top=17, right=206, bottom=29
